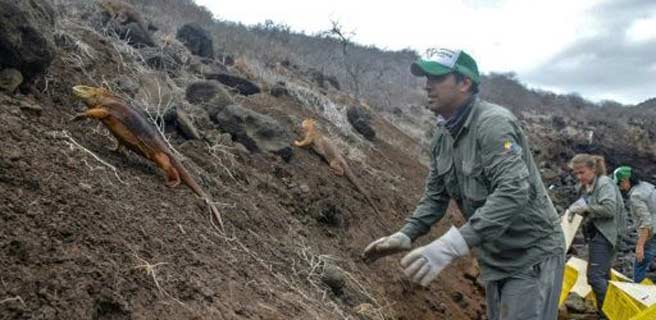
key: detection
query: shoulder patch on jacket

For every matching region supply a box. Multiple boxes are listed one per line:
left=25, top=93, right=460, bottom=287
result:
left=502, top=140, right=522, bottom=154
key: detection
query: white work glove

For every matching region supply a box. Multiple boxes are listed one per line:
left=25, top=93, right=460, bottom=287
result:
left=362, top=232, right=412, bottom=264
left=401, top=226, right=469, bottom=286
left=567, top=197, right=589, bottom=222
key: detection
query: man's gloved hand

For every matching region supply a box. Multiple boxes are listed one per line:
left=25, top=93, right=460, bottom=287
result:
left=362, top=232, right=412, bottom=264
left=400, top=226, right=469, bottom=286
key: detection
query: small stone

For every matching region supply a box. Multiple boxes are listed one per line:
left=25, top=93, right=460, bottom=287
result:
left=79, top=183, right=92, bottom=191
left=270, top=82, right=289, bottom=97
left=20, top=103, right=43, bottom=115
left=200, top=287, right=214, bottom=298
left=321, top=264, right=345, bottom=294
left=233, top=142, right=250, bottom=154
left=354, top=303, right=375, bottom=319
left=7, top=149, right=22, bottom=161
left=175, top=110, right=202, bottom=140
left=564, top=293, right=587, bottom=313
left=0, top=68, right=23, bottom=93
left=218, top=133, right=233, bottom=145
left=299, top=184, right=310, bottom=193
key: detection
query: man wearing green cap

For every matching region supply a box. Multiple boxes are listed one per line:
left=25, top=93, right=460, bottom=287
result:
left=363, top=48, right=565, bottom=320
left=614, top=166, right=656, bottom=282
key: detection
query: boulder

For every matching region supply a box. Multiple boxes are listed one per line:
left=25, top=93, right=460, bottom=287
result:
left=140, top=47, right=180, bottom=72
left=347, top=105, right=376, bottom=141
left=205, top=88, right=234, bottom=119
left=95, top=0, right=155, bottom=47
left=188, top=56, right=229, bottom=78
left=270, top=82, right=289, bottom=97
left=111, top=21, right=155, bottom=47
left=213, top=104, right=293, bottom=161
left=176, top=23, right=214, bottom=58
left=205, top=73, right=260, bottom=96
left=307, top=68, right=340, bottom=90
left=185, top=80, right=223, bottom=105
left=0, top=0, right=56, bottom=82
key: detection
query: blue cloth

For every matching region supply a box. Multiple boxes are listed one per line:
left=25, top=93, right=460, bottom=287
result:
left=633, top=235, right=656, bottom=282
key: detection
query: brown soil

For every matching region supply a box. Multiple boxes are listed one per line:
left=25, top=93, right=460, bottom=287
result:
left=0, top=46, right=484, bottom=320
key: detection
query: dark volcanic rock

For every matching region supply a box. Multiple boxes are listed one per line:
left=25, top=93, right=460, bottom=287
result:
left=0, top=0, right=56, bottom=82
left=176, top=23, right=214, bottom=58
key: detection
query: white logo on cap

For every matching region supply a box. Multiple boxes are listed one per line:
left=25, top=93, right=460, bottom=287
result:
left=433, top=48, right=461, bottom=68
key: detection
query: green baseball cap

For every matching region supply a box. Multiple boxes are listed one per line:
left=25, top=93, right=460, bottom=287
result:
left=613, top=166, right=632, bottom=184
left=411, top=48, right=480, bottom=84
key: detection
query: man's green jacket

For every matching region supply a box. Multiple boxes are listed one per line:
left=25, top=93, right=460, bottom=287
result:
left=401, top=97, right=565, bottom=281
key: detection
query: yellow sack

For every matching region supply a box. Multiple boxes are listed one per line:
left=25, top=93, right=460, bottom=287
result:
left=602, top=281, right=656, bottom=320
left=630, top=303, right=656, bottom=320
left=611, top=269, right=633, bottom=282
left=559, top=263, right=579, bottom=306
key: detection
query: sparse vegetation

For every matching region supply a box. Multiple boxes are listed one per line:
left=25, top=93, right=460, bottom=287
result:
left=2, top=0, right=656, bottom=319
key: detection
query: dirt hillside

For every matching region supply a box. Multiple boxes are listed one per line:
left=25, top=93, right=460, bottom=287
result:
left=3, top=1, right=656, bottom=320
left=0, top=1, right=485, bottom=319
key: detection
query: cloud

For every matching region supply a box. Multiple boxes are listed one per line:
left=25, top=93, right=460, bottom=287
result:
left=522, top=0, right=656, bottom=104
left=626, top=17, right=656, bottom=43
left=195, top=0, right=654, bottom=104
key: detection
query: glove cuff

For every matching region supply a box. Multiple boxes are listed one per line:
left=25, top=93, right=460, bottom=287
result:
left=442, top=226, right=470, bottom=256
left=390, top=232, right=412, bottom=248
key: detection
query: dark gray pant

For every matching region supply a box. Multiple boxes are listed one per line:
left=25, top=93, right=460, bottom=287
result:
left=486, top=254, right=565, bottom=320
left=587, top=231, right=615, bottom=314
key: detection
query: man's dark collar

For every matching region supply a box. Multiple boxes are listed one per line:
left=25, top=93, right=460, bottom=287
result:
left=443, top=94, right=477, bottom=137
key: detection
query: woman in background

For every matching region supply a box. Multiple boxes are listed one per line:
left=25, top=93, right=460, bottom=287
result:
left=569, top=154, right=625, bottom=318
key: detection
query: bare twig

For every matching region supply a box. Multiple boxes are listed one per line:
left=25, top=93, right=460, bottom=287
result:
left=0, top=296, right=25, bottom=306
left=132, top=254, right=169, bottom=296
left=130, top=253, right=192, bottom=311
left=207, top=142, right=239, bottom=183
left=58, top=130, right=128, bottom=184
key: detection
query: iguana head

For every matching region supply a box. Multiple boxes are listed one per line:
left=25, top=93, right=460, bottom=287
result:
left=301, top=118, right=316, bottom=132
left=72, top=85, right=111, bottom=106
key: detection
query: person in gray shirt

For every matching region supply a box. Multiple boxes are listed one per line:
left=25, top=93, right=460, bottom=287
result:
left=362, top=48, right=565, bottom=320
left=614, top=166, right=656, bottom=283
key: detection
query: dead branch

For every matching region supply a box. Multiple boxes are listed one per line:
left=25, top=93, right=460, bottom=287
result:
left=58, top=130, right=128, bottom=184
left=132, top=254, right=169, bottom=296
left=0, top=296, right=25, bottom=306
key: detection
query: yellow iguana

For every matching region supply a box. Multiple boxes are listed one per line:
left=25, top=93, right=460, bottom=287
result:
left=294, top=118, right=381, bottom=215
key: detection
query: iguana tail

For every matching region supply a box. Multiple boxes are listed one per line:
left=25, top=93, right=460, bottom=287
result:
left=343, top=165, right=381, bottom=216
left=170, top=156, right=224, bottom=230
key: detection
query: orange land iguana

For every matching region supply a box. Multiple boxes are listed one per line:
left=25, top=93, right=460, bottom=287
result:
left=70, top=85, right=222, bottom=227
left=294, top=118, right=381, bottom=215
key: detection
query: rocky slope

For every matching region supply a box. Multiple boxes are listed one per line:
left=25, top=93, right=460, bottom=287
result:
left=2, top=1, right=656, bottom=320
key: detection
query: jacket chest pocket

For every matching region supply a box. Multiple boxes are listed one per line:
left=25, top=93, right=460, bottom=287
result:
left=462, top=159, right=489, bottom=204
left=434, top=149, right=460, bottom=199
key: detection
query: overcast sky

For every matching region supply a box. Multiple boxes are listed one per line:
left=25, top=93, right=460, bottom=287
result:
left=194, top=0, right=656, bottom=105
